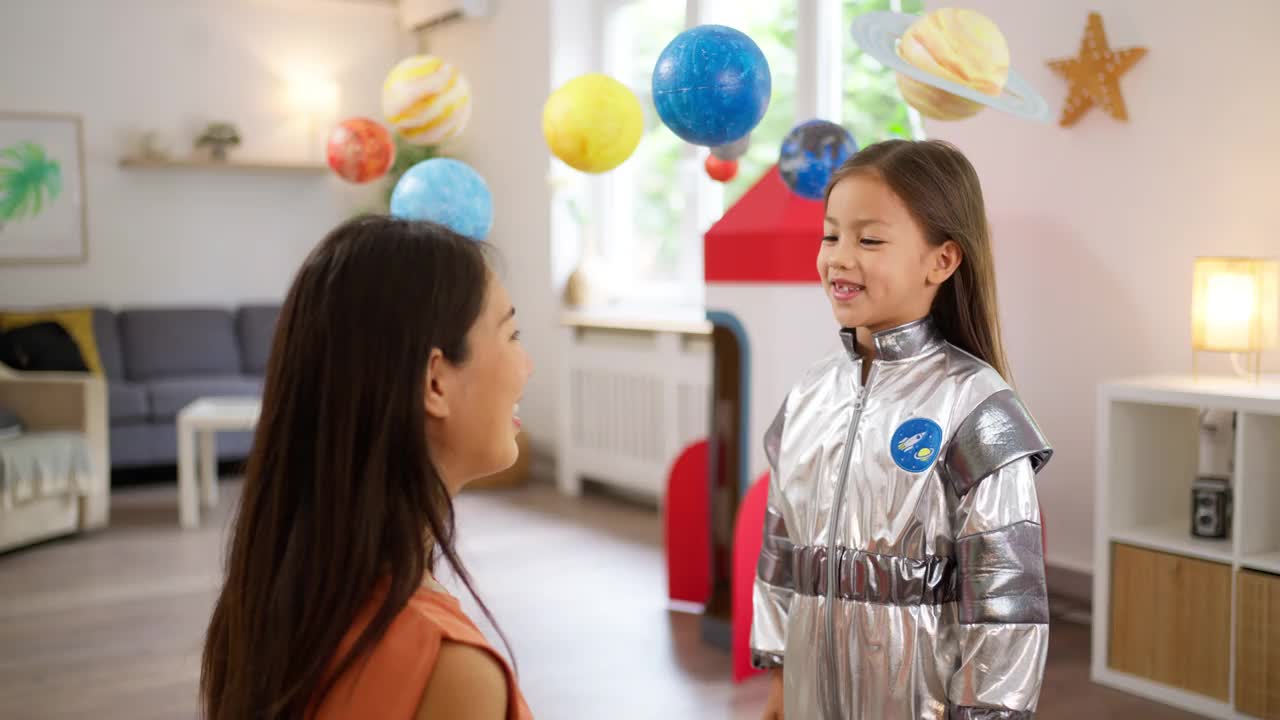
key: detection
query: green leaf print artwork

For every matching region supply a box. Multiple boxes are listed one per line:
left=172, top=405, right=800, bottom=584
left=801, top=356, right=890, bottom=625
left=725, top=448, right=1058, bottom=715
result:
left=0, top=141, right=63, bottom=224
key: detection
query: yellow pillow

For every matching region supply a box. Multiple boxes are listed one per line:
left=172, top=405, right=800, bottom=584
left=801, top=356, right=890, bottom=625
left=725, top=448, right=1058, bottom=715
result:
left=0, top=308, right=104, bottom=375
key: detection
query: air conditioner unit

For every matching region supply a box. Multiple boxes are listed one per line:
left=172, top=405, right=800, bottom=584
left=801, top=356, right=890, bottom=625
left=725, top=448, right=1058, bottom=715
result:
left=399, top=0, right=490, bottom=30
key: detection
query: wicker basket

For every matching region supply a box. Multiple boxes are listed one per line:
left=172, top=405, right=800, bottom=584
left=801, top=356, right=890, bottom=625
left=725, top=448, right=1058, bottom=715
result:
left=1237, top=569, right=1280, bottom=718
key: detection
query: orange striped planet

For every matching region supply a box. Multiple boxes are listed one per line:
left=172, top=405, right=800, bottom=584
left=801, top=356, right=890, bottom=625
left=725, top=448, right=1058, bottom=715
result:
left=382, top=55, right=472, bottom=146
left=326, top=118, right=395, bottom=183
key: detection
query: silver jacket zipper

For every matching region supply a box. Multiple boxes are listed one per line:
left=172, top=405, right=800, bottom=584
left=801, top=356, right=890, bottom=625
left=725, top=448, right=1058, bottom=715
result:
left=824, top=359, right=877, bottom=719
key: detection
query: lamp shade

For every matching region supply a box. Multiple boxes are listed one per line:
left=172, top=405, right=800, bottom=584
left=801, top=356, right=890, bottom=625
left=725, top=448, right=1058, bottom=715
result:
left=1191, top=257, right=1279, bottom=353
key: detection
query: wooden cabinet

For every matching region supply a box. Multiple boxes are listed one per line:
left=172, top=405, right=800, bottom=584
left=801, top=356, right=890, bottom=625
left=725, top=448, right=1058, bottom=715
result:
left=1109, top=543, right=1231, bottom=701
left=1237, top=569, right=1280, bottom=719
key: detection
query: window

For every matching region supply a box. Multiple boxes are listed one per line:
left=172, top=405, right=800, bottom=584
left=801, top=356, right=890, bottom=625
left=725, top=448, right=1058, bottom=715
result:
left=712, top=1, right=798, bottom=208
left=601, top=0, right=692, bottom=301
left=843, top=0, right=926, bottom=143
left=554, top=0, right=923, bottom=311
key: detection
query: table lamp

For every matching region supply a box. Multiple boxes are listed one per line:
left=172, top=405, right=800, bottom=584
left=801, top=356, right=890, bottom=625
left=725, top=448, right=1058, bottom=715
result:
left=1191, top=257, right=1279, bottom=381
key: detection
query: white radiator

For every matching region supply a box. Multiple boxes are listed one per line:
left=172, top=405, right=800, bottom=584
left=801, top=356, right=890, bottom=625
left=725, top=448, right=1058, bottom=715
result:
left=556, top=313, right=712, bottom=500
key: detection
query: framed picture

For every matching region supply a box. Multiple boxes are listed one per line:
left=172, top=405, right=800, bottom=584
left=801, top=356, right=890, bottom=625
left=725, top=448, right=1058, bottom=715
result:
left=0, top=111, right=88, bottom=265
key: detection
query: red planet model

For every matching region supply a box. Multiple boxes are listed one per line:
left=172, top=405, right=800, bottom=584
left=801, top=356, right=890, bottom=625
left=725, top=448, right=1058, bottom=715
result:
left=705, top=154, right=738, bottom=183
left=326, top=118, right=395, bottom=183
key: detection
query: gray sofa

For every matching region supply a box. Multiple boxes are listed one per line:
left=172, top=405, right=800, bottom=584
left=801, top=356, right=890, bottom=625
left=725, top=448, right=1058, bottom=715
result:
left=89, top=305, right=280, bottom=469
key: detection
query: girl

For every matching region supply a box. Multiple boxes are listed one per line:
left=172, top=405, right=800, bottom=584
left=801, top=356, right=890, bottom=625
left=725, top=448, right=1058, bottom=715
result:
left=751, top=139, right=1052, bottom=719
left=201, top=216, right=534, bottom=720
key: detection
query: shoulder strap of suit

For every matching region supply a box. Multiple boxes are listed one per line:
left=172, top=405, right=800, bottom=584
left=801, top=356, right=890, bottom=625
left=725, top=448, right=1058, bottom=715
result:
left=941, top=389, right=1053, bottom=496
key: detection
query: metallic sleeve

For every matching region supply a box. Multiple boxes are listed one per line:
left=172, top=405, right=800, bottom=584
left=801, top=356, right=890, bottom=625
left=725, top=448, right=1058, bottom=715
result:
left=750, top=399, right=792, bottom=669
left=941, top=389, right=1053, bottom=497
left=948, top=459, right=1049, bottom=714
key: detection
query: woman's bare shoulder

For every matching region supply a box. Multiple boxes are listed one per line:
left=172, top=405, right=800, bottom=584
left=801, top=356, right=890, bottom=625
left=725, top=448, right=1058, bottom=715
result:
left=415, top=640, right=509, bottom=720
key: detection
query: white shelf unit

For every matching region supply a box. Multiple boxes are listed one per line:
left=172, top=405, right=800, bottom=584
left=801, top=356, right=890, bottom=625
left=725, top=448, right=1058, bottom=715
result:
left=1093, top=375, right=1280, bottom=719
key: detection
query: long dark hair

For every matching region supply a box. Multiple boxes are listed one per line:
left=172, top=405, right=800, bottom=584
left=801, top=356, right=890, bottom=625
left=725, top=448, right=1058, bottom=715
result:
left=826, top=139, right=1011, bottom=380
left=201, top=215, right=509, bottom=719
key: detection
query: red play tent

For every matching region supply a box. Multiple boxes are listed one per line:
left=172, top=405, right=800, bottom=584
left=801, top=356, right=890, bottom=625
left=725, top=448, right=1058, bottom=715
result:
left=704, top=166, right=825, bottom=285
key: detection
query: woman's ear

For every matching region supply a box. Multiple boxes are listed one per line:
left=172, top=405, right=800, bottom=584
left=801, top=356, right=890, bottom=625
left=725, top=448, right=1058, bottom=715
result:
left=928, top=240, right=963, bottom=286
left=424, top=348, right=451, bottom=420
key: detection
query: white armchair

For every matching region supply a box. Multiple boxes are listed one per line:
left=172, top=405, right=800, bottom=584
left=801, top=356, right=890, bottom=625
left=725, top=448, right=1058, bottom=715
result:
left=0, top=363, right=109, bottom=552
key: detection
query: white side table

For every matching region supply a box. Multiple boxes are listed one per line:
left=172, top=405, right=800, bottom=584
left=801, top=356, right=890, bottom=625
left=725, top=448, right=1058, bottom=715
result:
left=176, top=396, right=261, bottom=529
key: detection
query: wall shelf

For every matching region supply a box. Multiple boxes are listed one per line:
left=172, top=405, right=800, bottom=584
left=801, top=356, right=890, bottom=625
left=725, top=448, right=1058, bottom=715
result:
left=118, top=156, right=329, bottom=174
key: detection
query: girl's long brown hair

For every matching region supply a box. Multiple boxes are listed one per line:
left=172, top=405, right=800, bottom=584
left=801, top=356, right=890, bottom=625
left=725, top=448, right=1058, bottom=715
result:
left=826, top=138, right=1011, bottom=380
left=201, top=215, right=509, bottom=719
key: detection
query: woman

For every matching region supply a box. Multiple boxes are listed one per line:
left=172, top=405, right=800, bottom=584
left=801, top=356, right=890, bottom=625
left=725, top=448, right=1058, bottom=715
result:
left=201, top=215, right=534, bottom=720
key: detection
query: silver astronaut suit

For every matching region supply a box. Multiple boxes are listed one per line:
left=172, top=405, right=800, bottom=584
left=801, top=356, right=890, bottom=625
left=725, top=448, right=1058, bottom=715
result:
left=750, top=318, right=1053, bottom=719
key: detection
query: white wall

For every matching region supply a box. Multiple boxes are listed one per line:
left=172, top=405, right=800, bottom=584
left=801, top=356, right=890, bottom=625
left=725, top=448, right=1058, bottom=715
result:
left=921, top=0, right=1280, bottom=571
left=0, top=0, right=412, bottom=307
left=421, top=1, right=557, bottom=460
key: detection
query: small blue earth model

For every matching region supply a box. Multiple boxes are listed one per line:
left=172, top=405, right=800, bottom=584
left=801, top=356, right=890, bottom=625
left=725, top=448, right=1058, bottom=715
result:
left=778, top=120, right=858, bottom=200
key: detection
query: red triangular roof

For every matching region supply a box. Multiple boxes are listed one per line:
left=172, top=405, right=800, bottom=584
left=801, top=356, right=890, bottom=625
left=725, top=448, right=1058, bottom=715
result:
left=704, top=166, right=824, bottom=284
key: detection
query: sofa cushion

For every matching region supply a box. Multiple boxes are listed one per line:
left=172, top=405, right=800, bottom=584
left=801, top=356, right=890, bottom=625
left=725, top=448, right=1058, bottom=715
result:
left=108, top=382, right=149, bottom=423
left=236, top=305, right=280, bottom=376
left=119, top=308, right=240, bottom=381
left=110, top=422, right=255, bottom=469
left=146, top=375, right=263, bottom=421
left=92, top=307, right=124, bottom=380
left=108, top=422, right=168, bottom=469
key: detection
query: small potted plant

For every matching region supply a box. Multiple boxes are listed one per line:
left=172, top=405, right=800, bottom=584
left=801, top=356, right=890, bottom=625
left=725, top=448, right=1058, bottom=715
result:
left=195, top=123, right=241, bottom=161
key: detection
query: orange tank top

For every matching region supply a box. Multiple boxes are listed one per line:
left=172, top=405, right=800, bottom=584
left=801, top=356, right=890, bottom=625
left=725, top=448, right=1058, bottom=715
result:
left=311, top=582, right=533, bottom=720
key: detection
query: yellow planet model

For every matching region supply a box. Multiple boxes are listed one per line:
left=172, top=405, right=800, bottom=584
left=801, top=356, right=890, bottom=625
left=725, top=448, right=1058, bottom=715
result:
left=542, top=73, right=643, bottom=174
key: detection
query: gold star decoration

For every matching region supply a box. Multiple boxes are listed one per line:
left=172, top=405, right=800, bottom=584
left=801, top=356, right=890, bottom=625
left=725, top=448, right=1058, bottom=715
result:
left=1046, top=12, right=1147, bottom=127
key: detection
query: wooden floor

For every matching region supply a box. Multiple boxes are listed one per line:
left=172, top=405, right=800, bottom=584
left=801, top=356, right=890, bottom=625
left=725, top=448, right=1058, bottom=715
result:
left=0, top=478, right=1205, bottom=719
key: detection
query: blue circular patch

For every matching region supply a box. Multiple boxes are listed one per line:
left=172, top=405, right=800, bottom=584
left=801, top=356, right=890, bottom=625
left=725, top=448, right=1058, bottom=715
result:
left=890, top=418, right=944, bottom=473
